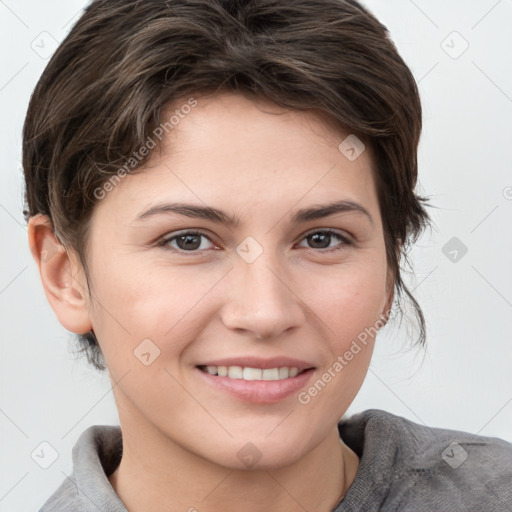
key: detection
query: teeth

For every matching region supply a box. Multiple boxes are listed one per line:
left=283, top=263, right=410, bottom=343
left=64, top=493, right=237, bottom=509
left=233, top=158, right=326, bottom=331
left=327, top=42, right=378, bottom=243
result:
left=202, top=365, right=301, bottom=381
left=243, top=367, right=262, bottom=380
left=279, top=367, right=289, bottom=379
left=228, top=366, right=243, bottom=379
left=262, top=368, right=279, bottom=380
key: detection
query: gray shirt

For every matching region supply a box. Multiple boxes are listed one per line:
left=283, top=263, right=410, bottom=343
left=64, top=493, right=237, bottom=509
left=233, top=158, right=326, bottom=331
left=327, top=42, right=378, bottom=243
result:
left=39, top=409, right=512, bottom=511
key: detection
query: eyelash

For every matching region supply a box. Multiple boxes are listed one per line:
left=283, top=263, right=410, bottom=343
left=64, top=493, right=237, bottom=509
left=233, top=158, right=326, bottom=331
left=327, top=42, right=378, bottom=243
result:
left=156, top=229, right=352, bottom=255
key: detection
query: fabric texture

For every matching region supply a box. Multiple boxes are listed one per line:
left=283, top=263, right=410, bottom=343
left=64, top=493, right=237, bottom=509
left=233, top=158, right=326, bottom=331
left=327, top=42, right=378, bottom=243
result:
left=39, top=408, right=512, bottom=511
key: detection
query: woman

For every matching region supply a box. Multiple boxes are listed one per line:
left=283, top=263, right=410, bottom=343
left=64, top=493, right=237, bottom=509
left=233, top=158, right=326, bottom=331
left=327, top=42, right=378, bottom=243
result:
left=23, top=0, right=512, bottom=510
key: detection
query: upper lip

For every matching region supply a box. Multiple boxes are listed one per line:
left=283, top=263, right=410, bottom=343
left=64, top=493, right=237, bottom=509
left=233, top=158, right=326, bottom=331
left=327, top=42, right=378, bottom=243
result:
left=197, top=357, right=315, bottom=372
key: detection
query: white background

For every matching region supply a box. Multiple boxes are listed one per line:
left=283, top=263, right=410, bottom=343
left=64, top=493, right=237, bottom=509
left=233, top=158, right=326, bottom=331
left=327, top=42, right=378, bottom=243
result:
left=1, top=0, right=511, bottom=510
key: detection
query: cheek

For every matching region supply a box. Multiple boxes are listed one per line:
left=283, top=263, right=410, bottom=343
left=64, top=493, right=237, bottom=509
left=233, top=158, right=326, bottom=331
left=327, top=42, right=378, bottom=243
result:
left=87, top=236, right=387, bottom=371
left=295, top=260, right=386, bottom=421
left=85, top=251, right=225, bottom=365
left=301, top=255, right=388, bottom=348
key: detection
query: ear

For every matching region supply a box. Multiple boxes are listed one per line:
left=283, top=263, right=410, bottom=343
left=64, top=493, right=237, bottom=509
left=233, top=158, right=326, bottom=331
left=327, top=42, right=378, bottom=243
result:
left=28, top=214, right=93, bottom=334
left=380, top=265, right=396, bottom=326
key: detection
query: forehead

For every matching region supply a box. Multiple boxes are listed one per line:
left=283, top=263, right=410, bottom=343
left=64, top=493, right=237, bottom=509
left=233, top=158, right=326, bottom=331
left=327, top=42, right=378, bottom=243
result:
left=93, top=92, right=379, bottom=223
left=163, top=91, right=365, bottom=157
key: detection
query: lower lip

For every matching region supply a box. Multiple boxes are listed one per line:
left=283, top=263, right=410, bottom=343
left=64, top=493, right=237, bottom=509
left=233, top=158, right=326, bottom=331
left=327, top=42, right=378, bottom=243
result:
left=196, top=367, right=316, bottom=404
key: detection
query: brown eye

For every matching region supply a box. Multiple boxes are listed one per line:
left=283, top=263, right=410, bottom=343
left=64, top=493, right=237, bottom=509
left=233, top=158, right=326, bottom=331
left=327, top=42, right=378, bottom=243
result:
left=159, top=231, right=214, bottom=252
left=298, top=230, right=351, bottom=252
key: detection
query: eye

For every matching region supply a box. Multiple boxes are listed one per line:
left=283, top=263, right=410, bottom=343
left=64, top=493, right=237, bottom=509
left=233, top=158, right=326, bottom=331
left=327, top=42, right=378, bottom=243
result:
left=297, top=229, right=351, bottom=252
left=158, top=230, right=215, bottom=252
left=157, top=228, right=351, bottom=254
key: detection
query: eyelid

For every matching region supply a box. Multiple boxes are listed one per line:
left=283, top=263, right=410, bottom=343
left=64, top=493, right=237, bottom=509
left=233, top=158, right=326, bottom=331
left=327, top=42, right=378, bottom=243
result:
left=296, top=228, right=353, bottom=252
left=299, top=227, right=352, bottom=242
left=156, top=227, right=354, bottom=254
left=157, top=229, right=217, bottom=250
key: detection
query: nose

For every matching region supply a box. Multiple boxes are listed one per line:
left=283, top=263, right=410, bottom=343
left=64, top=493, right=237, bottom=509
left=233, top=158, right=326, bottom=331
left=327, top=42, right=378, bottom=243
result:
left=220, top=249, right=306, bottom=340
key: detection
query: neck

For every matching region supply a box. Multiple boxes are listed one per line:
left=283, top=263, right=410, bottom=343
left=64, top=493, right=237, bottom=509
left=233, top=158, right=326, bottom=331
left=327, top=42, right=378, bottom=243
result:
left=108, top=422, right=359, bottom=512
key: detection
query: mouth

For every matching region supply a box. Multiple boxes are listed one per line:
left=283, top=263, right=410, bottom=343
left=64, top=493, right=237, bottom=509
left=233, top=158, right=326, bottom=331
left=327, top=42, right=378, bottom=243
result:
left=197, top=364, right=308, bottom=381
left=195, top=358, right=316, bottom=403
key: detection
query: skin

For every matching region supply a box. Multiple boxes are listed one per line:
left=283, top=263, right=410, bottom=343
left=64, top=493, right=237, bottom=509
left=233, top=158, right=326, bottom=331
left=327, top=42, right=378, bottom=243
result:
left=29, top=91, right=393, bottom=512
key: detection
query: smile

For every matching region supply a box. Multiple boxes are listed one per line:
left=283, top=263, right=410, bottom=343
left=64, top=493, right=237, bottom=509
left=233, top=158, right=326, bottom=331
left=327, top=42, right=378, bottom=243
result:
left=196, top=360, right=316, bottom=403
left=198, top=365, right=302, bottom=380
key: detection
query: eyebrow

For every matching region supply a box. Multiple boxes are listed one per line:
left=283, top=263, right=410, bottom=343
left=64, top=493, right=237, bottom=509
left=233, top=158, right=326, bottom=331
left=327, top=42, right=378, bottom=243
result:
left=134, top=200, right=373, bottom=226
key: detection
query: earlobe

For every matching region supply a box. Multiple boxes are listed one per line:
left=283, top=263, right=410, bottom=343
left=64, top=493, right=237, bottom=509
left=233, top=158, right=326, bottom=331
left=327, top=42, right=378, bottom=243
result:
left=28, top=214, right=93, bottom=334
left=385, top=286, right=395, bottom=322
left=380, top=269, right=396, bottom=327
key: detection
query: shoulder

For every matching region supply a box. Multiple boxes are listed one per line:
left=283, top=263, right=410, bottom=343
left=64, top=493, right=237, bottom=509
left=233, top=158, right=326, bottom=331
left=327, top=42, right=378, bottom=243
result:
left=339, top=409, right=512, bottom=511
left=38, top=425, right=123, bottom=512
left=38, top=476, right=81, bottom=511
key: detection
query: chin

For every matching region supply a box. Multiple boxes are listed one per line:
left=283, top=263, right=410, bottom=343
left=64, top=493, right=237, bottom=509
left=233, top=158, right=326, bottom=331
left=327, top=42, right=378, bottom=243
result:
left=206, top=437, right=309, bottom=472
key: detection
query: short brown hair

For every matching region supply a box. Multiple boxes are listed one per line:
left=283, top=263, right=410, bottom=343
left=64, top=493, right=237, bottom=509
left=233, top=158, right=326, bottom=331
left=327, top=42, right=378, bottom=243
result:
left=22, top=0, right=430, bottom=371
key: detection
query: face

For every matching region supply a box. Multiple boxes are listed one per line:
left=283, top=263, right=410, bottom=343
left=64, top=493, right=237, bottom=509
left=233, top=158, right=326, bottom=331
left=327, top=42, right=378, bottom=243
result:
left=67, top=92, right=392, bottom=469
